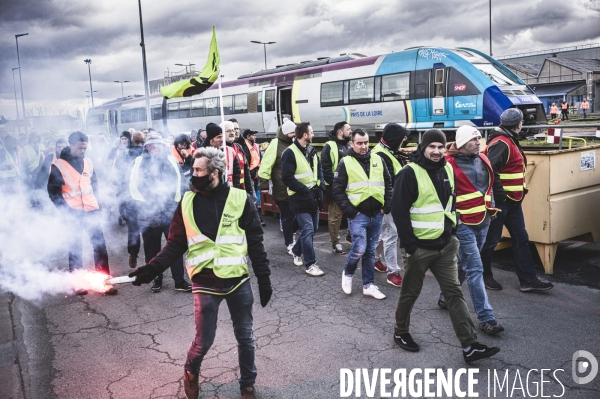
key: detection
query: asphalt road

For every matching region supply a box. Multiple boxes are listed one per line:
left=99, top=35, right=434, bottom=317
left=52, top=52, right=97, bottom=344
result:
left=5, top=212, right=600, bottom=399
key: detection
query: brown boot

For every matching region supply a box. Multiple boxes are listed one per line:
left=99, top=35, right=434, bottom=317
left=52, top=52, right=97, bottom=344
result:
left=241, top=386, right=259, bottom=399
left=183, top=370, right=199, bottom=399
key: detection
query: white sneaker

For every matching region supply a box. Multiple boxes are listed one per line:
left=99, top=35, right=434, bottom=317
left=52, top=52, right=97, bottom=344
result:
left=341, top=271, right=353, bottom=294
left=306, top=264, right=324, bottom=276
left=287, top=243, right=295, bottom=256
left=293, top=255, right=303, bottom=266
left=363, top=284, right=386, bottom=300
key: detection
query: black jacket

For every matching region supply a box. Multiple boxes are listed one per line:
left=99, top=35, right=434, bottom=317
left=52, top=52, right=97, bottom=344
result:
left=392, top=148, right=456, bottom=254
left=148, top=182, right=271, bottom=286
left=332, top=148, right=393, bottom=218
left=321, top=130, right=351, bottom=185
left=374, top=140, right=408, bottom=189
left=485, top=126, right=523, bottom=203
left=47, top=147, right=100, bottom=210
left=228, top=141, right=254, bottom=195
left=281, top=140, right=325, bottom=213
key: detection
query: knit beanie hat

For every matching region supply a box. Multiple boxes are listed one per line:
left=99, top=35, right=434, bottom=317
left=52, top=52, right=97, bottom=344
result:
left=144, top=132, right=165, bottom=147
left=205, top=123, right=223, bottom=142
left=282, top=118, right=296, bottom=135
left=120, top=131, right=132, bottom=142
left=500, top=108, right=523, bottom=127
left=420, top=129, right=446, bottom=150
left=382, top=123, right=408, bottom=150
left=455, top=126, right=481, bottom=149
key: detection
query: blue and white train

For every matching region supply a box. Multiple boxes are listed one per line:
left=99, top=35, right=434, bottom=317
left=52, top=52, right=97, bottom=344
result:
left=86, top=46, right=546, bottom=141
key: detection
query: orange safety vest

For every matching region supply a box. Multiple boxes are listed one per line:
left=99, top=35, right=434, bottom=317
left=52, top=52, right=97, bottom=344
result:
left=225, top=146, right=235, bottom=187
left=550, top=105, right=558, bottom=114
left=561, top=102, right=568, bottom=110
left=52, top=158, right=100, bottom=212
left=484, top=135, right=528, bottom=202
left=581, top=101, right=589, bottom=110
left=446, top=154, right=499, bottom=225
left=246, top=141, right=260, bottom=171
left=232, top=144, right=246, bottom=189
left=171, top=145, right=184, bottom=164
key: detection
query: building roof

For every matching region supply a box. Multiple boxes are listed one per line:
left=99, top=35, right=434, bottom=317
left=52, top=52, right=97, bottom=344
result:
left=501, top=62, right=542, bottom=76
left=543, top=58, right=600, bottom=73
left=530, top=82, right=585, bottom=97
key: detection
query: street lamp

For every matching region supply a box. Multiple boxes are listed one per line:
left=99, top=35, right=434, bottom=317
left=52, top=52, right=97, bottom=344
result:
left=85, top=90, right=98, bottom=109
left=175, top=63, right=196, bottom=74
left=11, top=67, right=21, bottom=134
left=84, top=59, right=95, bottom=107
left=250, top=41, right=276, bottom=70
left=114, top=80, right=129, bottom=98
left=489, top=0, right=492, bottom=56
left=137, top=0, right=151, bottom=127
left=15, top=33, right=28, bottom=119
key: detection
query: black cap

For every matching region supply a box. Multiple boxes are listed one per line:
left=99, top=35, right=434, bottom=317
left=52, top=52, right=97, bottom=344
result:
left=242, top=129, right=258, bottom=139
left=205, top=123, right=223, bottom=142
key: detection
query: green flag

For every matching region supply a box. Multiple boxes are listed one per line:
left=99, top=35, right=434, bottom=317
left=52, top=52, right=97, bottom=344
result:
left=160, top=27, right=220, bottom=99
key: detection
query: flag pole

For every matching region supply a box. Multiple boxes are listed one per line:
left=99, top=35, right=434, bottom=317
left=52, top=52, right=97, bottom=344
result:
left=218, top=71, right=225, bottom=153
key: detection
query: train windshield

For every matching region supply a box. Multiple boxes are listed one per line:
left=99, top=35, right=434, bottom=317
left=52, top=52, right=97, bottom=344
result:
left=474, top=64, right=519, bottom=86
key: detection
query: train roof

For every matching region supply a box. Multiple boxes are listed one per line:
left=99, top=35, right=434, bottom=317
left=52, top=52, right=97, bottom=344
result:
left=237, top=54, right=363, bottom=79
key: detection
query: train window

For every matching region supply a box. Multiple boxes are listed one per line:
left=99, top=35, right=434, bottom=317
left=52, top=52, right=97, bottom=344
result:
left=222, top=96, right=233, bottom=115
left=121, top=110, right=130, bottom=124
left=321, top=81, right=344, bottom=107
left=257, top=92, right=263, bottom=112
left=265, top=90, right=276, bottom=112
left=374, top=76, right=381, bottom=102
left=434, top=69, right=444, bottom=97
left=447, top=68, right=481, bottom=96
left=151, top=107, right=162, bottom=120
left=206, top=97, right=219, bottom=116
left=179, top=101, right=191, bottom=118
left=191, top=100, right=204, bottom=117
left=381, top=73, right=410, bottom=101
left=137, top=108, right=147, bottom=122
left=168, top=102, right=179, bottom=119
left=87, top=114, right=104, bottom=126
left=349, top=77, right=374, bottom=104
left=343, top=81, right=349, bottom=104
left=234, top=94, right=248, bottom=114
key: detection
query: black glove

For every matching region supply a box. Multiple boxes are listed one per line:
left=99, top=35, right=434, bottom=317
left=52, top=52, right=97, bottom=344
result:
left=258, top=284, right=273, bottom=307
left=312, top=188, right=324, bottom=211
left=128, top=264, right=158, bottom=286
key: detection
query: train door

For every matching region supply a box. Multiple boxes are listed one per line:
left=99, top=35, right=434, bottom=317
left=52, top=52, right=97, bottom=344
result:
left=262, top=87, right=278, bottom=133
left=415, top=56, right=449, bottom=123
left=108, top=109, right=119, bottom=137
left=278, top=86, right=293, bottom=124
left=431, top=67, right=447, bottom=117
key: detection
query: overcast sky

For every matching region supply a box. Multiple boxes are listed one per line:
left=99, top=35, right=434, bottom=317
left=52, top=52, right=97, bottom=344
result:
left=1, top=0, right=599, bottom=121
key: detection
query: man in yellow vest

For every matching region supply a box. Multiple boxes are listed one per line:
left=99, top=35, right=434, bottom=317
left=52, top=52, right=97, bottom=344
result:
left=391, top=129, right=499, bottom=363
left=281, top=122, right=326, bottom=276
left=128, top=132, right=192, bottom=293
left=129, top=147, right=272, bottom=399
left=47, top=131, right=116, bottom=295
left=333, top=128, right=393, bottom=299
left=371, top=123, right=409, bottom=287
left=321, top=121, right=351, bottom=254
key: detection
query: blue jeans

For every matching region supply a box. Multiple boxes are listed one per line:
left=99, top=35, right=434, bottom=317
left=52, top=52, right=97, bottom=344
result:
left=481, top=200, right=538, bottom=284
left=344, top=212, right=383, bottom=286
left=440, top=223, right=495, bottom=323
left=292, top=211, right=319, bottom=268
left=185, top=281, right=257, bottom=389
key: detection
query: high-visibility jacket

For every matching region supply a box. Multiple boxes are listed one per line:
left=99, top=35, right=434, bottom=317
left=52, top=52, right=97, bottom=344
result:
left=324, top=141, right=340, bottom=186
left=286, top=144, right=319, bottom=196
left=23, top=144, right=43, bottom=173
left=484, top=135, right=528, bottom=202
left=246, top=141, right=260, bottom=171
left=258, top=138, right=278, bottom=180
left=371, top=143, right=402, bottom=175
left=561, top=102, right=568, bottom=110
left=407, top=162, right=456, bottom=240
left=52, top=158, right=100, bottom=212
left=581, top=101, right=589, bottom=110
left=446, top=154, right=499, bottom=225
left=344, top=155, right=385, bottom=207
left=182, top=188, right=249, bottom=280
left=129, top=155, right=182, bottom=202
left=550, top=105, right=559, bottom=114
left=225, top=146, right=236, bottom=187
left=0, top=147, right=20, bottom=179
left=232, top=144, right=246, bottom=189
left=171, top=145, right=185, bottom=164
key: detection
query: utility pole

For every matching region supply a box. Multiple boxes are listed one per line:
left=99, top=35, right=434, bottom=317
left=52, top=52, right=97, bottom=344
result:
left=137, top=0, right=152, bottom=128
left=15, top=33, right=28, bottom=119
left=84, top=59, right=95, bottom=107
left=11, top=67, right=21, bottom=134
left=489, top=0, right=493, bottom=56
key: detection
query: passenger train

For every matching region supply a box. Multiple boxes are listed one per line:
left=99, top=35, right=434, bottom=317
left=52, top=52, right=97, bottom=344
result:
left=85, top=46, right=546, bottom=142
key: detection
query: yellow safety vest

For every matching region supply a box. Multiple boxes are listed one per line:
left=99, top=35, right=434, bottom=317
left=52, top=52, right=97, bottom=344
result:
left=182, top=188, right=249, bottom=279
left=408, top=162, right=456, bottom=240
left=344, top=155, right=385, bottom=207
left=285, top=144, right=318, bottom=196
left=324, top=141, right=339, bottom=186
left=129, top=155, right=182, bottom=202
left=371, top=143, right=402, bottom=175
